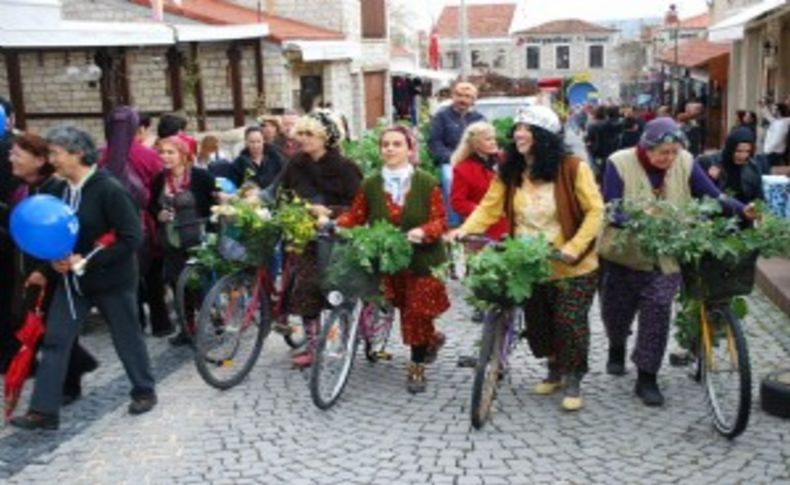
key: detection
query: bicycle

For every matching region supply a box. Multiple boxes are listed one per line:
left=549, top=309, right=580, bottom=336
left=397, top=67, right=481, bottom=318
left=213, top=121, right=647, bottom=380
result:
left=309, top=233, right=395, bottom=410
left=680, top=251, right=756, bottom=439
left=192, top=228, right=305, bottom=390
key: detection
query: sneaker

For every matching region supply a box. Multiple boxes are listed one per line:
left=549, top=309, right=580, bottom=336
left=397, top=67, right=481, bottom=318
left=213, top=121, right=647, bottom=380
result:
left=561, top=374, right=584, bottom=411
left=635, top=371, right=665, bottom=407
left=10, top=411, right=59, bottom=430
left=407, top=362, right=427, bottom=394
left=424, top=332, right=446, bottom=364
left=128, top=395, right=158, bottom=415
left=534, top=361, right=562, bottom=395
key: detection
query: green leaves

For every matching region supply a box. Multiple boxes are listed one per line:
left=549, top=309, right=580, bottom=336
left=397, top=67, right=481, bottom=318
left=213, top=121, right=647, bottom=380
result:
left=338, top=220, right=413, bottom=275
left=463, top=236, right=552, bottom=308
left=273, top=194, right=317, bottom=255
left=613, top=196, right=790, bottom=264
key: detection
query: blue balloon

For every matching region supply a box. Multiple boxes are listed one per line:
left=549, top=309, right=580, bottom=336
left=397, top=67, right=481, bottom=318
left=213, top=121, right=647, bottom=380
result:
left=10, top=195, right=79, bottom=260
left=0, top=105, right=6, bottom=138
left=215, top=177, right=237, bottom=195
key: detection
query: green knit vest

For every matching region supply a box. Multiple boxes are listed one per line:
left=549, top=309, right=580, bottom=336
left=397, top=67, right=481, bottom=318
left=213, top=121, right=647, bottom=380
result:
left=598, top=149, right=694, bottom=273
left=362, top=169, right=446, bottom=276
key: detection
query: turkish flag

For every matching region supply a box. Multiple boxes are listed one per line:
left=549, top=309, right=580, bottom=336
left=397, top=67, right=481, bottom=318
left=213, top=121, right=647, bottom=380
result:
left=428, top=26, right=440, bottom=70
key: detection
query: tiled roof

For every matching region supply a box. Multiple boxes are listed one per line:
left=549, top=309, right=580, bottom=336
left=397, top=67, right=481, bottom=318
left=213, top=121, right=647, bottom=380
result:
left=436, top=3, right=517, bottom=38
left=678, top=12, right=709, bottom=30
left=131, top=0, right=344, bottom=42
left=514, top=18, right=617, bottom=35
left=657, top=39, right=730, bottom=67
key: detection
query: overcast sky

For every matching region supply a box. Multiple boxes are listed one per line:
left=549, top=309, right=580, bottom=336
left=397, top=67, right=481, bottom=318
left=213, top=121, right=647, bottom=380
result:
left=403, top=0, right=710, bottom=29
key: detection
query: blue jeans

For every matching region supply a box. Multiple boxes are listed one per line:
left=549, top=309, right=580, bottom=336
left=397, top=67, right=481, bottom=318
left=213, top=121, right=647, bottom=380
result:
left=441, top=164, right=461, bottom=228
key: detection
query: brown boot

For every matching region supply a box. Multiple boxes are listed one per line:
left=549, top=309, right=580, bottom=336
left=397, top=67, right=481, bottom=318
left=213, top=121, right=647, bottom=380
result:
left=407, top=362, right=427, bottom=394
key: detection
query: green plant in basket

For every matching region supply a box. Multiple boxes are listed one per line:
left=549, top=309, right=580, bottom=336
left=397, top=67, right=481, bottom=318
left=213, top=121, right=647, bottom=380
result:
left=210, top=196, right=281, bottom=266
left=323, top=220, right=413, bottom=298
left=274, top=194, right=317, bottom=255
left=463, top=236, right=552, bottom=309
left=187, top=233, right=243, bottom=287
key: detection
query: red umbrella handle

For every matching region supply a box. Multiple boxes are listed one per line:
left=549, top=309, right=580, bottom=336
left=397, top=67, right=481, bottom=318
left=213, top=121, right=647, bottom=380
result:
left=33, top=287, right=46, bottom=314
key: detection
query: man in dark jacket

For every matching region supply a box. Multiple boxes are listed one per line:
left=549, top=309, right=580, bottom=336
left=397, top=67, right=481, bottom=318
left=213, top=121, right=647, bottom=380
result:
left=11, top=127, right=156, bottom=430
left=428, top=82, right=485, bottom=226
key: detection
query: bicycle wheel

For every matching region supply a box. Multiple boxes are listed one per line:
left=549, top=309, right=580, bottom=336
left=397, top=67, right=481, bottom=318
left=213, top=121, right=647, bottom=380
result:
left=194, top=269, right=270, bottom=390
left=471, top=311, right=506, bottom=430
left=363, top=304, right=394, bottom=363
left=310, top=304, right=360, bottom=410
left=175, top=262, right=214, bottom=339
left=700, top=304, right=751, bottom=439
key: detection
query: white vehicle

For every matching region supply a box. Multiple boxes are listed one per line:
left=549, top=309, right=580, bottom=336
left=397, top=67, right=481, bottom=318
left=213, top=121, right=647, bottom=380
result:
left=438, top=95, right=546, bottom=120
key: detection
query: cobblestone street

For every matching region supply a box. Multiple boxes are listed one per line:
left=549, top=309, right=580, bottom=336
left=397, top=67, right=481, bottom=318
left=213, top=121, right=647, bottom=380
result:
left=1, top=282, right=789, bottom=484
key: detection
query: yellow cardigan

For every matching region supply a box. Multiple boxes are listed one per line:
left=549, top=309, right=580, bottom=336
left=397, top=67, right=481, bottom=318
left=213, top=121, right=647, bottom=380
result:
left=460, top=162, right=604, bottom=280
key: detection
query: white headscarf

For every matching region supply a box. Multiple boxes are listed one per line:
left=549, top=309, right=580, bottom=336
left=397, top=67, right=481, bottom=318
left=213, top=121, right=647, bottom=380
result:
left=381, top=164, right=414, bottom=207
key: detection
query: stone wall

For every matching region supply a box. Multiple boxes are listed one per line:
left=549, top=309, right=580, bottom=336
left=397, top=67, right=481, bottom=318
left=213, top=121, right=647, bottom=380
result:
left=0, top=55, right=8, bottom=102
left=440, top=38, right=518, bottom=77
left=233, top=0, right=352, bottom=36
left=61, top=0, right=199, bottom=23
left=21, top=50, right=104, bottom=115
left=127, top=46, right=173, bottom=114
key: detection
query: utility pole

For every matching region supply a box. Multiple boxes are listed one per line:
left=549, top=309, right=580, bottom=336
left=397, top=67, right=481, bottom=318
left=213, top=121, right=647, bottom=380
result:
left=459, top=0, right=468, bottom=80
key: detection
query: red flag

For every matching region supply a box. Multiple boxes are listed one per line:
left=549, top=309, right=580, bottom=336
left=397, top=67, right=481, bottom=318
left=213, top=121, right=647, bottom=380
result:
left=428, top=26, right=440, bottom=70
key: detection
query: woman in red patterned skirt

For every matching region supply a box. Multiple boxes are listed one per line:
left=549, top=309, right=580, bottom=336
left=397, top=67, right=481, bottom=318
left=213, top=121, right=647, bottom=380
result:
left=336, top=126, right=450, bottom=394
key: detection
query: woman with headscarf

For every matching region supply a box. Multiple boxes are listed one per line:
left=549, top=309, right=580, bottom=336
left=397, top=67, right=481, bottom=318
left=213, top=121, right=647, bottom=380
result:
left=279, top=110, right=362, bottom=368
left=149, top=136, right=216, bottom=346
left=453, top=106, right=604, bottom=412
left=336, top=126, right=449, bottom=393
left=598, top=117, right=757, bottom=408
left=702, top=127, right=764, bottom=204
left=99, top=106, right=168, bottom=336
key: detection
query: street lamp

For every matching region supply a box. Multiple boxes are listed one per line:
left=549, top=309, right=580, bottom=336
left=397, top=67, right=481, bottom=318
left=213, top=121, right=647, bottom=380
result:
left=665, top=3, right=680, bottom=112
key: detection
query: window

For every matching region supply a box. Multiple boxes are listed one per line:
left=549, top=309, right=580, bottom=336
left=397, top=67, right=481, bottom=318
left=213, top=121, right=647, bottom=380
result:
left=589, top=45, right=604, bottom=69
left=526, top=46, right=540, bottom=70
left=471, top=50, right=485, bottom=68
left=361, top=0, right=387, bottom=39
left=493, top=49, right=506, bottom=69
left=555, top=45, right=570, bottom=69
left=446, top=51, right=459, bottom=69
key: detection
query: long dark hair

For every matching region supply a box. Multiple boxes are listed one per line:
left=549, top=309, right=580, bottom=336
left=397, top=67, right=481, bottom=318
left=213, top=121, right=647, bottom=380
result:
left=499, top=124, right=569, bottom=186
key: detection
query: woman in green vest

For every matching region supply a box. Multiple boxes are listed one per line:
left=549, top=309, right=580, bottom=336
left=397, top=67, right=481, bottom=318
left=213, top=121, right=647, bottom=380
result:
left=336, top=126, right=449, bottom=394
left=452, top=106, right=604, bottom=412
left=599, top=117, right=756, bottom=407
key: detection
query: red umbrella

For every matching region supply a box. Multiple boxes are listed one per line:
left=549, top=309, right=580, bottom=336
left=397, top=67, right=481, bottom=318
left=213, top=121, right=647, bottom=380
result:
left=4, top=290, right=46, bottom=421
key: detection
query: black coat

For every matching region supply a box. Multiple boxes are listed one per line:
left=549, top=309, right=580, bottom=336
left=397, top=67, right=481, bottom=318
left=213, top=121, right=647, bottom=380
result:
left=231, top=145, right=285, bottom=190
left=280, top=149, right=362, bottom=213
left=148, top=167, right=216, bottom=222
left=51, top=170, right=143, bottom=295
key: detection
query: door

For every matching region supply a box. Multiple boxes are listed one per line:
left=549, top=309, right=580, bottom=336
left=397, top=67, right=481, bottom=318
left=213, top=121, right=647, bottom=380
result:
left=300, top=75, right=323, bottom=113
left=364, top=71, right=386, bottom=129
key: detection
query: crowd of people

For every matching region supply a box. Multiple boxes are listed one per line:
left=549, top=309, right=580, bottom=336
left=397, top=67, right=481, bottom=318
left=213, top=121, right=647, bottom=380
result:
left=0, top=80, right=783, bottom=430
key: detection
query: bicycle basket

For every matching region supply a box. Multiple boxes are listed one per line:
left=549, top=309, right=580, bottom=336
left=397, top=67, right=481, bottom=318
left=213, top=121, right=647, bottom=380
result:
left=321, top=241, right=381, bottom=300
left=680, top=250, right=758, bottom=301
left=217, top=217, right=278, bottom=266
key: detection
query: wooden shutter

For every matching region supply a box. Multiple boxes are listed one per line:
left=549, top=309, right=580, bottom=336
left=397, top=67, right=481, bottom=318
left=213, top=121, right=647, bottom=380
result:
left=361, top=0, right=386, bottom=39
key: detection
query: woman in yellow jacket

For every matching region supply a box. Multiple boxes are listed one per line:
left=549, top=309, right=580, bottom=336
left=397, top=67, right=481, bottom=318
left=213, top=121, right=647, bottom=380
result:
left=453, top=106, right=604, bottom=411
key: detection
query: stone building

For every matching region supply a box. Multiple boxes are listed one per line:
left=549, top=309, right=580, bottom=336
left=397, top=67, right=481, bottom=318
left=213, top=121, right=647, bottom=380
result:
left=512, top=19, right=620, bottom=103
left=709, top=0, right=789, bottom=126
left=434, top=3, right=518, bottom=77
left=0, top=0, right=392, bottom=141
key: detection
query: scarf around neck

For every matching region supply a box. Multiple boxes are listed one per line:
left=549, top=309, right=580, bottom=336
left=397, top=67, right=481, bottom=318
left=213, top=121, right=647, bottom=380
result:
left=381, top=163, right=414, bottom=206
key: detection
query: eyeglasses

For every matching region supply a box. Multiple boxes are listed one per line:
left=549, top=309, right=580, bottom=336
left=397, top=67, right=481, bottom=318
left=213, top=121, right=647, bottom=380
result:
left=295, top=130, right=315, bottom=137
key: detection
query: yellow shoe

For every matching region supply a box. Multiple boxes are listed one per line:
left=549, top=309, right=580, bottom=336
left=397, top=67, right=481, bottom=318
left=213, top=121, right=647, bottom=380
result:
left=533, top=380, right=562, bottom=395
left=561, top=396, right=584, bottom=411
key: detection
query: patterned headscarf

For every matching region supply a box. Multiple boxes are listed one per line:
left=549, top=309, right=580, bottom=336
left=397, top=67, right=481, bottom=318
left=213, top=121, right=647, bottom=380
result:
left=308, top=110, right=343, bottom=148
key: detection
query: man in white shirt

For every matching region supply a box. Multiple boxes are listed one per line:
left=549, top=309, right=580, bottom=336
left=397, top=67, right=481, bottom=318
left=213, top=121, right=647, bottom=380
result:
left=762, top=102, right=790, bottom=166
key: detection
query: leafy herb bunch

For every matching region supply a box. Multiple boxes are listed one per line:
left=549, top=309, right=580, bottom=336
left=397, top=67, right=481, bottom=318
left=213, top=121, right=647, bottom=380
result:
left=612, top=197, right=790, bottom=264
left=210, top=193, right=280, bottom=266
left=463, top=236, right=553, bottom=309
left=324, top=220, right=414, bottom=299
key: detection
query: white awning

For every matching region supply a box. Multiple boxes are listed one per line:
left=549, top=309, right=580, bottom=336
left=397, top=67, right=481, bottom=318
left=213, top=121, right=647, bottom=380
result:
left=282, top=40, right=360, bottom=62
left=0, top=21, right=175, bottom=48
left=709, top=0, right=788, bottom=41
left=389, top=61, right=457, bottom=85
left=173, top=24, right=269, bottom=43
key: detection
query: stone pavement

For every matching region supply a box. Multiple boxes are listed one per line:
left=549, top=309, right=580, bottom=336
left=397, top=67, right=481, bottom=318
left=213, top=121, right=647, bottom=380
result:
left=1, top=282, right=789, bottom=485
